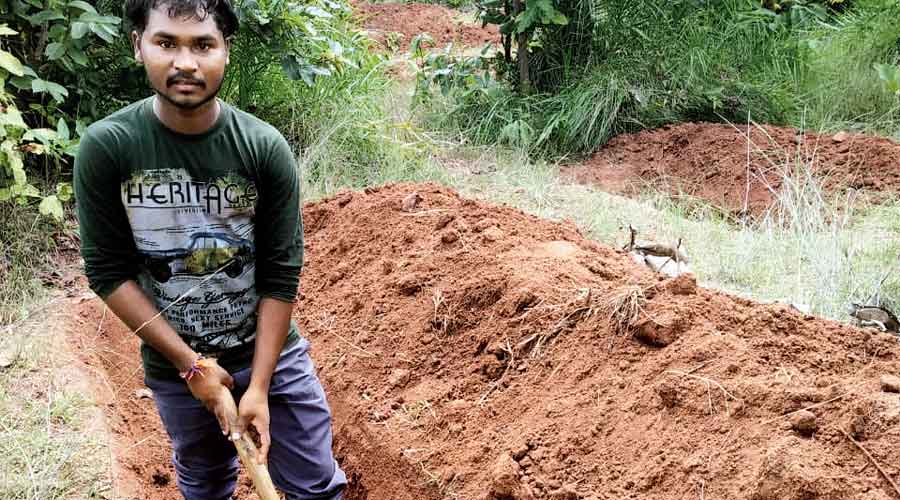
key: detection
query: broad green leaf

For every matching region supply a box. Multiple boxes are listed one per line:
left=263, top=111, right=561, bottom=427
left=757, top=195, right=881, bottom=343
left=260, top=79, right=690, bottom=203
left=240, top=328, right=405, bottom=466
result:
left=25, top=127, right=59, bottom=145
left=56, top=182, right=73, bottom=202
left=49, top=23, right=67, bottom=38
left=68, top=0, right=97, bottom=13
left=70, top=21, right=89, bottom=39
left=0, top=25, right=17, bottom=36
left=57, top=118, right=70, bottom=141
left=77, top=12, right=120, bottom=24
left=0, top=107, right=27, bottom=129
left=15, top=184, right=41, bottom=198
left=75, top=119, right=86, bottom=137
left=45, top=42, right=66, bottom=60
left=39, top=195, right=64, bottom=220
left=10, top=76, right=33, bottom=90
left=68, top=46, right=88, bottom=65
left=0, top=188, right=10, bottom=201
left=28, top=10, right=66, bottom=25
left=90, top=23, right=116, bottom=43
left=0, top=49, right=25, bottom=76
left=31, top=79, right=69, bottom=103
left=300, top=6, right=332, bottom=18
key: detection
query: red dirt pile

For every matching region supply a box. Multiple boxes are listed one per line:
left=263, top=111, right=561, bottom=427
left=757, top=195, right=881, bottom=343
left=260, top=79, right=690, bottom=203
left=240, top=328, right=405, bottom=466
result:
left=565, top=122, right=900, bottom=217
left=69, top=182, right=900, bottom=499
left=352, top=1, right=498, bottom=50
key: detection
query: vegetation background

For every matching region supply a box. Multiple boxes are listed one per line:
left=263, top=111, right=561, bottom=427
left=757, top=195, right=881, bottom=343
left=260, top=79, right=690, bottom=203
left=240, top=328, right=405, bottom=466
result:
left=1, top=0, right=899, bottom=496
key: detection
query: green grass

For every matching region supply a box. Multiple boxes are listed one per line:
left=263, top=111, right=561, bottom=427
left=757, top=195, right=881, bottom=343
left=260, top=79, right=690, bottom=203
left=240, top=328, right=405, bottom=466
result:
left=0, top=299, right=112, bottom=499
left=0, top=204, right=59, bottom=324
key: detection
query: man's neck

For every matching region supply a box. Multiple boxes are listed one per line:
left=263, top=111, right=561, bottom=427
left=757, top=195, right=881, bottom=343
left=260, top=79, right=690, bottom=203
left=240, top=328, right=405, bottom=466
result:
left=152, top=95, right=221, bottom=135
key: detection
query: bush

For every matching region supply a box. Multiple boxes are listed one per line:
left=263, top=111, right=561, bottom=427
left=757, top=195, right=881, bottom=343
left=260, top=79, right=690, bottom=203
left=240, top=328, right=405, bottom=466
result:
left=417, top=0, right=805, bottom=157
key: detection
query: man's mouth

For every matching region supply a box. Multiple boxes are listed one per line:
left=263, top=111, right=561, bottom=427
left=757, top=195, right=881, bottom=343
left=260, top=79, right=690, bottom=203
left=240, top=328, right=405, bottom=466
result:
left=169, top=79, right=204, bottom=90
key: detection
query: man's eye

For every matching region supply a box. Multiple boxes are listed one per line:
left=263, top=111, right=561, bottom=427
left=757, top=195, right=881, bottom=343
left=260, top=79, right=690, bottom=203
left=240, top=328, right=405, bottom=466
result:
left=196, top=42, right=211, bottom=51
left=159, top=40, right=174, bottom=49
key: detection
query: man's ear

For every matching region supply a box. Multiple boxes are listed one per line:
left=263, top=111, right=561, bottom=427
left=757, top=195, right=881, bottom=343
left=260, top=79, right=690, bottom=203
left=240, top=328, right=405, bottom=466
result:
left=224, top=37, right=231, bottom=66
left=132, top=30, right=143, bottom=63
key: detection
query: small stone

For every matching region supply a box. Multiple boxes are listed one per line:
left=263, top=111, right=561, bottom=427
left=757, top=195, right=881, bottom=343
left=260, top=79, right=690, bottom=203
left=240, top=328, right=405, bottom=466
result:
left=832, top=131, right=849, bottom=143
left=388, top=368, right=411, bottom=388
left=550, top=483, right=579, bottom=500
left=401, top=192, right=422, bottom=212
left=790, top=410, right=818, bottom=436
left=512, top=440, right=530, bottom=461
left=435, top=214, right=455, bottom=230
left=441, top=231, right=459, bottom=244
left=0, top=348, right=16, bottom=369
left=483, top=226, right=504, bottom=242
left=880, top=375, right=900, bottom=393
left=133, top=388, right=153, bottom=400
left=474, top=218, right=498, bottom=232
left=488, top=454, right=534, bottom=499
left=618, top=360, right=630, bottom=371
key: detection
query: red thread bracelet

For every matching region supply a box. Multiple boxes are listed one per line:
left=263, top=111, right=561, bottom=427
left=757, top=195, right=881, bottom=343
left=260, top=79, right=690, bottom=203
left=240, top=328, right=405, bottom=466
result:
left=179, top=354, right=205, bottom=381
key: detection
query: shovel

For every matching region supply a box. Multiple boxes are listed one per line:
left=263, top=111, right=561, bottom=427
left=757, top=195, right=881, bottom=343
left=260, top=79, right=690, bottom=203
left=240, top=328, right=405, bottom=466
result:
left=220, top=389, right=281, bottom=500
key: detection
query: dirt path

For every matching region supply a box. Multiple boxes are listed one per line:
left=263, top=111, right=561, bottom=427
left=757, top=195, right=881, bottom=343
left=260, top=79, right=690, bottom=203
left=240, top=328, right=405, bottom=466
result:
left=352, top=1, right=498, bottom=50
left=68, top=182, right=900, bottom=499
left=563, top=122, right=900, bottom=217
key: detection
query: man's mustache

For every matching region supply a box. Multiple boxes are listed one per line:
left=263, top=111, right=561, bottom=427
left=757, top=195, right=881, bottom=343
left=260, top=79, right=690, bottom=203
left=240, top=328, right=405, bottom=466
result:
left=167, top=73, right=204, bottom=87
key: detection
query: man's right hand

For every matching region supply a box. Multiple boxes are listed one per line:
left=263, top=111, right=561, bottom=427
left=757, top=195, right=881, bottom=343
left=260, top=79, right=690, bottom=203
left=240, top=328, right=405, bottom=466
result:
left=185, top=358, right=236, bottom=434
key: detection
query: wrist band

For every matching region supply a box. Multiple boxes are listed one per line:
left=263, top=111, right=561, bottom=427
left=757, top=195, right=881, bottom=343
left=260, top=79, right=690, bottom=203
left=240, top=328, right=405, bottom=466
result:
left=179, top=354, right=205, bottom=381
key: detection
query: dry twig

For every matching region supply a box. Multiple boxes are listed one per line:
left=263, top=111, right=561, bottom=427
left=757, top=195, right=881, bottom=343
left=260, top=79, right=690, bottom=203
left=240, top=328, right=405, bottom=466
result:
left=841, top=428, right=900, bottom=499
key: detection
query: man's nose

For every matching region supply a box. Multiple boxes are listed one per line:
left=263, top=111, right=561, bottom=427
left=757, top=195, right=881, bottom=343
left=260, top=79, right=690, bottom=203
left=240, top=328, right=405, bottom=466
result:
left=173, top=47, right=198, bottom=72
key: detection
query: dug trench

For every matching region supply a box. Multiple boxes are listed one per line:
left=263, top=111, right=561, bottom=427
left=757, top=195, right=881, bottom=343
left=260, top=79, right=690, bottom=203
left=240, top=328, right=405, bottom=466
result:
left=67, top=182, right=900, bottom=499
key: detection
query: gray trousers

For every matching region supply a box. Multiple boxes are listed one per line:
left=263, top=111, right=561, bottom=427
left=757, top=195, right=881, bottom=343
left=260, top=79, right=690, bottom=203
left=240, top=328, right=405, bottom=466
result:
left=146, top=339, right=347, bottom=500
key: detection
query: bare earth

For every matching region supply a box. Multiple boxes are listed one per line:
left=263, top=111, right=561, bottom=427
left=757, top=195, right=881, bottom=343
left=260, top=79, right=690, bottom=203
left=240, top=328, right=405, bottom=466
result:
left=68, top=182, right=900, bottom=499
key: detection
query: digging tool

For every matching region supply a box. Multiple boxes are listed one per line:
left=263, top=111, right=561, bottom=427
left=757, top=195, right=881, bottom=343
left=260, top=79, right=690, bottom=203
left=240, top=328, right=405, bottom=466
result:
left=219, top=387, right=281, bottom=500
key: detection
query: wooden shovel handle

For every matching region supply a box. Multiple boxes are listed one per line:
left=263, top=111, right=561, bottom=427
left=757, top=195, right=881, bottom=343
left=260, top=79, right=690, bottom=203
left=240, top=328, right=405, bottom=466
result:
left=220, top=390, right=281, bottom=500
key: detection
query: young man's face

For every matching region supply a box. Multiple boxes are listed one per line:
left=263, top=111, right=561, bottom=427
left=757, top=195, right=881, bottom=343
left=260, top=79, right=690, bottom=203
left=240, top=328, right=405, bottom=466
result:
left=133, top=5, right=229, bottom=110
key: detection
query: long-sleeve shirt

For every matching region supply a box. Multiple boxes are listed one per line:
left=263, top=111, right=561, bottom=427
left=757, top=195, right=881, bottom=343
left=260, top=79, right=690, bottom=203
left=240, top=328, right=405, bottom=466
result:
left=74, top=97, right=302, bottom=380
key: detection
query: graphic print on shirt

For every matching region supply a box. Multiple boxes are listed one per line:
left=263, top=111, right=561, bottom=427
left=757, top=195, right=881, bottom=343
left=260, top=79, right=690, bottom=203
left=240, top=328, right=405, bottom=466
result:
left=122, top=168, right=259, bottom=353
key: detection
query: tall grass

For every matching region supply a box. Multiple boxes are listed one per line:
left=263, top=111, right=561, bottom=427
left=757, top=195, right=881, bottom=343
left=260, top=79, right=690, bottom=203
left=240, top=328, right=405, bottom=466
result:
left=798, top=0, right=900, bottom=135
left=0, top=204, right=59, bottom=324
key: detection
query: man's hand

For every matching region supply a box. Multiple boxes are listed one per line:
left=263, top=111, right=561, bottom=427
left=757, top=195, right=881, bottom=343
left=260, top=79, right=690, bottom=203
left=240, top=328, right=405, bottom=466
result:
left=185, top=358, right=236, bottom=435
left=236, top=387, right=271, bottom=465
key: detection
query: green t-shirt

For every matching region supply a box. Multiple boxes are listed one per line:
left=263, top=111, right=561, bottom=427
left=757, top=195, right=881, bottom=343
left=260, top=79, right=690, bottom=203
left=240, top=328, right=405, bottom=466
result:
left=74, top=97, right=301, bottom=380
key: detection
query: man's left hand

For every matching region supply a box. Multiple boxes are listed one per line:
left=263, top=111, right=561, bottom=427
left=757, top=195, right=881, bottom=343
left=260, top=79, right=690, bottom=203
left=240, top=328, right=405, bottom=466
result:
left=236, top=387, right=271, bottom=464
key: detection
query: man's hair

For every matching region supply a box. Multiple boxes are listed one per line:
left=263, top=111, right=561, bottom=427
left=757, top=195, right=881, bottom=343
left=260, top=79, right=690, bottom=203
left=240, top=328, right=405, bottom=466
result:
left=124, top=0, right=239, bottom=38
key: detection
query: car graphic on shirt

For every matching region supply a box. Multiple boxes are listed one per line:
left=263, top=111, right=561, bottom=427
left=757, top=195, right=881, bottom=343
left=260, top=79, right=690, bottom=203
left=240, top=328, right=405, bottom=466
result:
left=140, top=232, right=254, bottom=283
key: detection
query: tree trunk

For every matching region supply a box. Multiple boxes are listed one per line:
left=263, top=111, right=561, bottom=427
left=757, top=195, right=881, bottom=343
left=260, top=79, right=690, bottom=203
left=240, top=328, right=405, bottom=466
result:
left=502, top=0, right=512, bottom=63
left=513, top=0, right=530, bottom=93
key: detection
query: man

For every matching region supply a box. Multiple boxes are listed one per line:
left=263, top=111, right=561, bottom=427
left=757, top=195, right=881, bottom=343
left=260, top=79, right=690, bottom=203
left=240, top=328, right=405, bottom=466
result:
left=73, top=0, right=347, bottom=497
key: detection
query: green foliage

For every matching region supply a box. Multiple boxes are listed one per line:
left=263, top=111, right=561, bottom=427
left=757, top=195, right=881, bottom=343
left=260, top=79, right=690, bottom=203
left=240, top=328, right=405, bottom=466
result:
left=417, top=0, right=900, bottom=156
left=798, top=0, right=900, bottom=135
left=224, top=0, right=363, bottom=109
left=0, top=0, right=123, bottom=220
left=417, top=0, right=802, bottom=156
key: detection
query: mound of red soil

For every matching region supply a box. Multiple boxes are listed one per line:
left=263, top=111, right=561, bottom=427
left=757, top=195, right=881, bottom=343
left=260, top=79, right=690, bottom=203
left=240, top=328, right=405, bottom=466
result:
left=565, top=123, right=900, bottom=216
left=69, top=182, right=900, bottom=499
left=352, top=1, right=498, bottom=50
